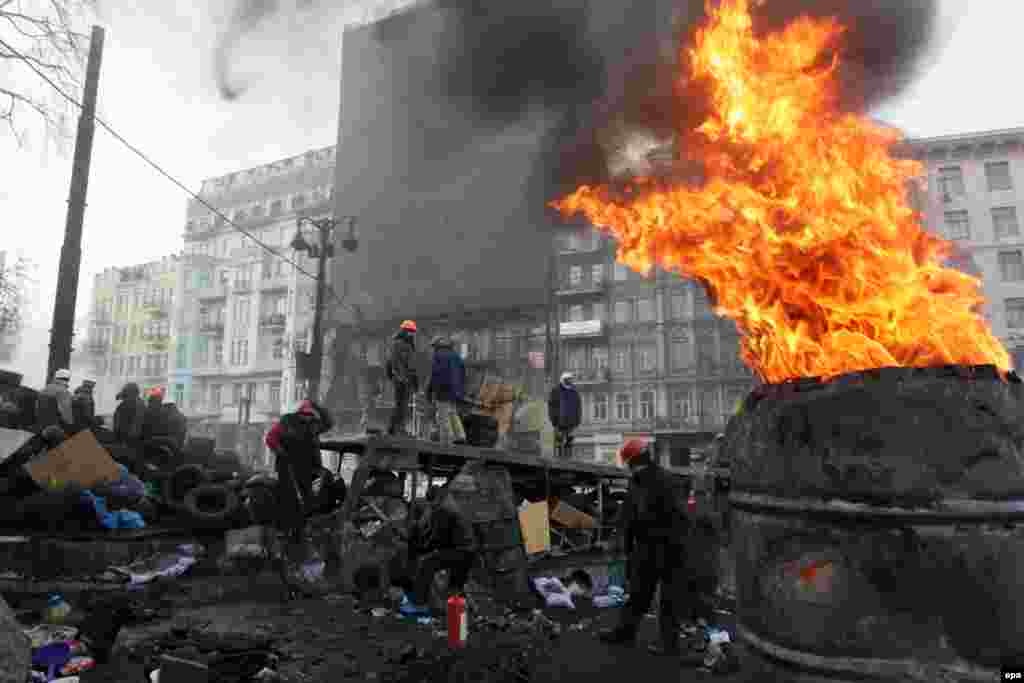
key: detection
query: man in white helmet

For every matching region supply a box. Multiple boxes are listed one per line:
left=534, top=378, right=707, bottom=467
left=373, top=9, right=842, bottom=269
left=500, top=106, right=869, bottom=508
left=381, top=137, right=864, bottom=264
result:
left=37, top=368, right=74, bottom=433
left=548, top=371, right=582, bottom=458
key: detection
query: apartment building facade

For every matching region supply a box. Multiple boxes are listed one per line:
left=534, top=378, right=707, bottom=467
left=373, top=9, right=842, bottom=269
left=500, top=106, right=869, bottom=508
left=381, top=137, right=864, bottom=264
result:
left=83, top=257, right=178, bottom=415
left=175, top=146, right=336, bottom=460
left=905, top=127, right=1024, bottom=370
left=553, top=227, right=756, bottom=465
left=0, top=251, right=19, bottom=366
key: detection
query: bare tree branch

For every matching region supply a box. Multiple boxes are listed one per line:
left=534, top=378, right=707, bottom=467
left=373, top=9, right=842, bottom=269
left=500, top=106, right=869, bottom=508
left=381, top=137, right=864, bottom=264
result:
left=0, top=0, right=93, bottom=146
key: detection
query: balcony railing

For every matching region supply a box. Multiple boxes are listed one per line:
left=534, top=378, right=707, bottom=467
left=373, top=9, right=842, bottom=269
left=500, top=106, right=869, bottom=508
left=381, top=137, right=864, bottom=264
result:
left=559, top=320, right=605, bottom=339
left=556, top=280, right=607, bottom=297
left=570, top=367, right=612, bottom=384
left=259, top=313, right=287, bottom=329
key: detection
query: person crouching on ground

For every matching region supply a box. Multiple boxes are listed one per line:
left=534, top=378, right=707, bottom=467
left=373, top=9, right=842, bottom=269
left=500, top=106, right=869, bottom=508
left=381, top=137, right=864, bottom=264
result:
left=426, top=336, right=467, bottom=445
left=265, top=400, right=334, bottom=545
left=386, top=320, right=419, bottom=437
left=402, top=486, right=477, bottom=615
left=599, top=439, right=692, bottom=657
left=548, top=371, right=582, bottom=457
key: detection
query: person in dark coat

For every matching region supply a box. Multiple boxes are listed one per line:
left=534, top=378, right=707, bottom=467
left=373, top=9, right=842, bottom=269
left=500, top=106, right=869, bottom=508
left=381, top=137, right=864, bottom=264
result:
left=265, top=400, right=333, bottom=543
left=425, top=336, right=467, bottom=445
left=599, top=439, right=692, bottom=657
left=36, top=368, right=74, bottom=433
left=403, top=486, right=477, bottom=614
left=548, top=372, right=582, bottom=457
left=113, top=383, right=145, bottom=446
left=71, top=378, right=98, bottom=433
left=386, top=320, right=419, bottom=437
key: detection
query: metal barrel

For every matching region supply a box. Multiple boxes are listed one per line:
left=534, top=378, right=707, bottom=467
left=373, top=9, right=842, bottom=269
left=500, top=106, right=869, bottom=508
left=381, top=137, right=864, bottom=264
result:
left=723, top=365, right=1024, bottom=682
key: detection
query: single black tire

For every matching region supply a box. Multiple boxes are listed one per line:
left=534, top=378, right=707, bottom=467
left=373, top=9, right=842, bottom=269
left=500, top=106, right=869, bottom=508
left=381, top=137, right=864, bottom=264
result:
left=164, top=464, right=207, bottom=508
left=183, top=483, right=240, bottom=529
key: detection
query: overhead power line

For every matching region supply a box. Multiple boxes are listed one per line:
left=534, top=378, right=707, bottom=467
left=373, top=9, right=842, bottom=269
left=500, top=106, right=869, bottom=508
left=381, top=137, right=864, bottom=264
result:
left=0, top=34, right=356, bottom=316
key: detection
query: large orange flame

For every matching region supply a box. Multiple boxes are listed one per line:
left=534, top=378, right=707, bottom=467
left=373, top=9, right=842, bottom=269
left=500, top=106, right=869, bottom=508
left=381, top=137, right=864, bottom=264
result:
left=551, top=0, right=1010, bottom=384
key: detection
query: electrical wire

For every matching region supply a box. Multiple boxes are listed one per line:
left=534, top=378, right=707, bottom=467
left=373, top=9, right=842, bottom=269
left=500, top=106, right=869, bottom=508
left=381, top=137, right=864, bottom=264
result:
left=0, top=33, right=358, bottom=316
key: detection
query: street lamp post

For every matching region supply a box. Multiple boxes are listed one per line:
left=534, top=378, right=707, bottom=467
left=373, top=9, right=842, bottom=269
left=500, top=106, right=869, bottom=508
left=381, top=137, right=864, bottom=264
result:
left=290, top=215, right=358, bottom=402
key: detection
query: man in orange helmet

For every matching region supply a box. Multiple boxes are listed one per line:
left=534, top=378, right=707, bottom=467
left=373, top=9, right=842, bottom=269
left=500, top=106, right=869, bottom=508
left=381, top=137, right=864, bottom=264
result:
left=386, top=320, right=419, bottom=437
left=599, top=439, right=691, bottom=657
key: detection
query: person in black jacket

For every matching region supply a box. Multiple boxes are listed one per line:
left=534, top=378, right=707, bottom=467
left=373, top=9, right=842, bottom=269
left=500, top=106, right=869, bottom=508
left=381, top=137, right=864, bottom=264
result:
left=403, top=486, right=477, bottom=614
left=548, top=372, right=582, bottom=457
left=71, top=378, right=99, bottom=433
left=265, top=400, right=333, bottom=543
left=599, top=439, right=691, bottom=657
left=386, top=320, right=419, bottom=437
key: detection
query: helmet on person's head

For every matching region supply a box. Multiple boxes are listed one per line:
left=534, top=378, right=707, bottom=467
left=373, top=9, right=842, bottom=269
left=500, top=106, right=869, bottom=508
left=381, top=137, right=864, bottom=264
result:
left=41, top=425, right=66, bottom=446
left=400, top=320, right=417, bottom=333
left=560, top=371, right=575, bottom=385
left=297, top=400, right=316, bottom=416
left=619, top=439, right=649, bottom=466
left=54, top=369, right=71, bottom=383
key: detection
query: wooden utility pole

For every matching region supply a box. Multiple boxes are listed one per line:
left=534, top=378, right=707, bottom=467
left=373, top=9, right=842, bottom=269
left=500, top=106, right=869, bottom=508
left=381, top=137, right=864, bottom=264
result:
left=47, top=25, right=105, bottom=383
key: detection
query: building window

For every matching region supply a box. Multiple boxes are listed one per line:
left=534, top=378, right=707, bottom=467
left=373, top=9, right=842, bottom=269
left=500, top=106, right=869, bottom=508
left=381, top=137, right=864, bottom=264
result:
left=569, top=265, right=583, bottom=287
left=615, top=392, right=632, bottom=421
left=669, top=292, right=686, bottom=320
left=639, top=390, right=655, bottom=420
left=591, top=300, right=607, bottom=321
left=269, top=382, right=281, bottom=409
left=637, top=297, right=656, bottom=322
left=569, top=304, right=585, bottom=322
left=638, top=344, right=657, bottom=372
left=233, top=296, right=251, bottom=328
left=591, top=393, right=608, bottom=421
left=591, top=264, right=605, bottom=284
left=937, top=166, right=965, bottom=198
left=613, top=349, right=628, bottom=373
left=943, top=211, right=971, bottom=240
left=272, top=338, right=285, bottom=359
left=670, top=337, right=691, bottom=370
left=670, top=388, right=690, bottom=418
left=230, top=339, right=249, bottom=366
left=1003, top=301, right=1024, bottom=329
left=985, top=161, right=1013, bottom=192
left=213, top=340, right=224, bottom=365
left=614, top=263, right=628, bottom=281
left=210, top=384, right=222, bottom=407
left=232, top=383, right=242, bottom=405
left=270, top=200, right=283, bottom=217
left=614, top=300, right=632, bottom=323
left=692, top=285, right=713, bottom=316
left=173, top=384, right=185, bottom=405
left=592, top=346, right=608, bottom=370
left=993, top=207, right=1020, bottom=240
left=999, top=251, right=1024, bottom=282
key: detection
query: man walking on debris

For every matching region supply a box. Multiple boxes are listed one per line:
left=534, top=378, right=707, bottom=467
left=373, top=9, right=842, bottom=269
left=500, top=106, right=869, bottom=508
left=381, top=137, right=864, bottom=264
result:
left=265, top=400, right=334, bottom=544
left=36, top=368, right=74, bottom=433
left=548, top=371, right=581, bottom=457
left=426, top=336, right=467, bottom=445
left=113, top=382, right=146, bottom=447
left=386, top=320, right=419, bottom=437
left=401, top=486, right=477, bottom=615
left=599, top=439, right=692, bottom=657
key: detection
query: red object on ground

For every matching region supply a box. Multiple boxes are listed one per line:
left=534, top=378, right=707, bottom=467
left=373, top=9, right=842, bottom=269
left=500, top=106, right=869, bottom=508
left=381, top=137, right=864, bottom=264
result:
left=687, top=493, right=697, bottom=514
left=447, top=595, right=468, bottom=649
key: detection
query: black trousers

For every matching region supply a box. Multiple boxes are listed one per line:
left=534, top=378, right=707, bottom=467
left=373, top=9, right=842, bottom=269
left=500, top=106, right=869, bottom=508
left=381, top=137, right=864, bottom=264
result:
left=411, top=549, right=475, bottom=606
left=388, top=381, right=411, bottom=435
left=617, top=541, right=688, bottom=645
left=275, top=454, right=315, bottom=541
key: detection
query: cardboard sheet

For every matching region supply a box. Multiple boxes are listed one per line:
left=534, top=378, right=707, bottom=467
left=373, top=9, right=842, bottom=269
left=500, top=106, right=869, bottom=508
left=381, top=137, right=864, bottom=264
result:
left=518, top=501, right=551, bottom=555
left=549, top=500, right=597, bottom=530
left=23, top=430, right=121, bottom=490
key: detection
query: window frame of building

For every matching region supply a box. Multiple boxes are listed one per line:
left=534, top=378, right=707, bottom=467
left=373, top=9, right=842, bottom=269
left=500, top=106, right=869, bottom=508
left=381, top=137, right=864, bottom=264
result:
left=670, top=388, right=691, bottom=418
left=993, top=206, right=1020, bottom=240
left=999, top=250, right=1024, bottom=282
left=592, top=346, right=609, bottom=370
left=614, top=300, right=632, bottom=324
left=591, top=300, right=607, bottom=322
left=985, top=161, right=1014, bottom=192
left=615, top=392, right=632, bottom=421
left=568, top=304, right=585, bottom=322
left=591, top=393, right=608, bottom=422
left=210, top=384, right=222, bottom=408
left=1007, top=298, right=1024, bottom=328
left=614, top=263, right=628, bottom=281
left=937, top=166, right=965, bottom=198
left=669, top=291, right=687, bottom=320
left=270, top=200, right=283, bottom=217
left=591, top=264, right=605, bottom=285
left=568, top=265, right=583, bottom=287
left=638, top=344, right=657, bottom=372
left=613, top=348, right=628, bottom=373
left=943, top=210, right=971, bottom=241
left=637, top=297, right=656, bottom=322
left=173, top=384, right=185, bottom=405
left=670, top=336, right=691, bottom=371
left=638, top=389, right=655, bottom=420
left=269, top=381, right=281, bottom=409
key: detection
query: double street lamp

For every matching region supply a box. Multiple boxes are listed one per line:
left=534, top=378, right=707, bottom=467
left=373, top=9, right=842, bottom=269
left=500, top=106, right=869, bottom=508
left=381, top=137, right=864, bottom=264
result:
left=290, top=215, right=358, bottom=402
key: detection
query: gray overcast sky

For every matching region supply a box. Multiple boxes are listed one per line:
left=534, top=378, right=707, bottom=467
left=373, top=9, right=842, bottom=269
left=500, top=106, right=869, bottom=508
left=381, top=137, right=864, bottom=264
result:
left=1, top=0, right=1019, bottom=384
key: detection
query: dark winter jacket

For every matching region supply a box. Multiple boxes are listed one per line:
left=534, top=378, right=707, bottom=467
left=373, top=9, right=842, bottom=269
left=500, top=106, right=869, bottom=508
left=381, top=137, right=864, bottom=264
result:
left=547, top=383, right=582, bottom=432
left=619, top=460, right=689, bottom=552
left=72, top=387, right=97, bottom=432
left=387, top=330, right=418, bottom=387
left=114, top=397, right=145, bottom=444
left=413, top=494, right=476, bottom=553
left=37, top=382, right=73, bottom=431
left=265, top=402, right=332, bottom=466
left=427, top=339, right=466, bottom=404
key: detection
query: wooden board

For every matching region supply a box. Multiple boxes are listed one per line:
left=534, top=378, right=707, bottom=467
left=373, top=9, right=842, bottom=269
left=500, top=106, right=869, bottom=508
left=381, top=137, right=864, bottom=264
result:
left=24, top=430, right=121, bottom=490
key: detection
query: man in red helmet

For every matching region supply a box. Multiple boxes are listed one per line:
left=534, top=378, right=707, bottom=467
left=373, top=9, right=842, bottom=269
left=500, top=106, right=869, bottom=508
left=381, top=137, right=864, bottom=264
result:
left=599, top=439, right=692, bottom=657
left=386, top=320, right=419, bottom=437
